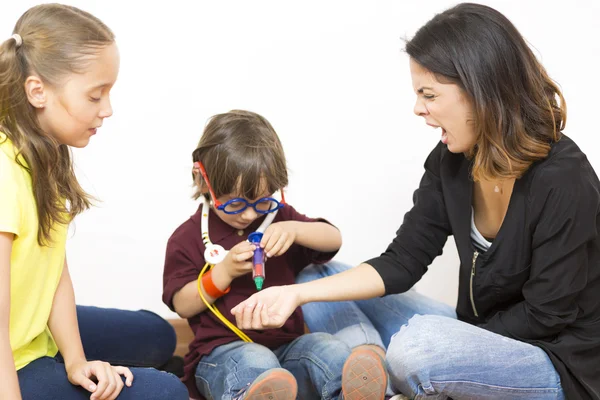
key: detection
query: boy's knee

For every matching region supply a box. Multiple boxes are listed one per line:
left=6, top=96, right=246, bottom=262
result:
left=307, top=332, right=348, bottom=350
left=300, top=332, right=351, bottom=365
left=235, top=343, right=280, bottom=370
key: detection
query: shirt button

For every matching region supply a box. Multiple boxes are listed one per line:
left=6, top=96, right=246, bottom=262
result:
left=237, top=230, right=244, bottom=236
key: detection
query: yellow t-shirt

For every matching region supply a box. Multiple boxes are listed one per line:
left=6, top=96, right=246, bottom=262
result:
left=0, top=132, right=67, bottom=370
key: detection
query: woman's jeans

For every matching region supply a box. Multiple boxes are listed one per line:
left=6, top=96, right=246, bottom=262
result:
left=17, top=306, right=189, bottom=400
left=297, top=261, right=565, bottom=400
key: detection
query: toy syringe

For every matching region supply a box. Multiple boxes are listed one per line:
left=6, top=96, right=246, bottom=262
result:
left=248, top=232, right=265, bottom=290
left=247, top=206, right=281, bottom=291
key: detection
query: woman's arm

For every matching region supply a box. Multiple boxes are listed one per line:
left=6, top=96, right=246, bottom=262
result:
left=298, top=263, right=385, bottom=303
left=0, top=232, right=22, bottom=399
left=231, top=263, right=385, bottom=329
left=232, top=143, right=453, bottom=329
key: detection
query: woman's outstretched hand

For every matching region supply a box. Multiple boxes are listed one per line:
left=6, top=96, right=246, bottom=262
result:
left=231, top=285, right=301, bottom=329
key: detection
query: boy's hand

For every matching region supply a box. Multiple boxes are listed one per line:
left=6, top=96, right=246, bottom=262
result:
left=219, top=241, right=256, bottom=280
left=260, top=221, right=298, bottom=257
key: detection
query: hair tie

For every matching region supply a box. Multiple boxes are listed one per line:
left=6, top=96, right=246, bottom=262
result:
left=11, top=33, right=22, bottom=48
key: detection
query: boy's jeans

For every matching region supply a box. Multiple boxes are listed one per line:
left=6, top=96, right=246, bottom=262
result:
left=195, top=332, right=351, bottom=400
left=297, top=261, right=565, bottom=400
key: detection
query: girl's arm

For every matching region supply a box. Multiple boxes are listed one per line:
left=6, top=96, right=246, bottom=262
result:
left=48, top=258, right=133, bottom=400
left=0, top=232, right=23, bottom=399
left=47, top=258, right=88, bottom=375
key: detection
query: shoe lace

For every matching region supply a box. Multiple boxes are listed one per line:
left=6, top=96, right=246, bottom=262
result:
left=232, top=383, right=251, bottom=400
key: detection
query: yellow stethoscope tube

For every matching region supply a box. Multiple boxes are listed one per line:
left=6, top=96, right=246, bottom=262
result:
left=197, top=262, right=252, bottom=342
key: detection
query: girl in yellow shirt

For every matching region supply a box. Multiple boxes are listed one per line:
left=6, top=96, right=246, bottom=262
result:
left=0, top=4, right=187, bottom=400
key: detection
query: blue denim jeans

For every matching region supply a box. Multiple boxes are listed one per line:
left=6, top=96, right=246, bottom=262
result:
left=195, top=332, right=351, bottom=400
left=17, top=306, right=188, bottom=400
left=297, top=261, right=565, bottom=400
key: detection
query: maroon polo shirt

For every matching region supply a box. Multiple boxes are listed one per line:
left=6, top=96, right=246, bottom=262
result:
left=162, top=203, right=338, bottom=398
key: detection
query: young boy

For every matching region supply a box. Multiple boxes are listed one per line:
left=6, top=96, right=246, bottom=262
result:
left=162, top=110, right=387, bottom=400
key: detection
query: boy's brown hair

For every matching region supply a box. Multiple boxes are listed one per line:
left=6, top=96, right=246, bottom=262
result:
left=192, top=110, right=288, bottom=201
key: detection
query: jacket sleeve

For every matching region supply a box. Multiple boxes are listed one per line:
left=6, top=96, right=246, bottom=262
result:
left=366, top=142, right=452, bottom=295
left=481, top=162, right=599, bottom=340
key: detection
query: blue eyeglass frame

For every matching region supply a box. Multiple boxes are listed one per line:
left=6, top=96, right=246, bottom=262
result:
left=193, top=161, right=287, bottom=215
left=218, top=196, right=285, bottom=215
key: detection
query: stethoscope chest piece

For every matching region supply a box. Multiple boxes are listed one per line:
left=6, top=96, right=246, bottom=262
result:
left=204, top=244, right=227, bottom=265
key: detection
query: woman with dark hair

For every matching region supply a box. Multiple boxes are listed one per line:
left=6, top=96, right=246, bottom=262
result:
left=231, top=3, right=600, bottom=400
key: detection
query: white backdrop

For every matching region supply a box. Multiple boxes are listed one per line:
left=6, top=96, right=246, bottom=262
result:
left=2, top=1, right=599, bottom=318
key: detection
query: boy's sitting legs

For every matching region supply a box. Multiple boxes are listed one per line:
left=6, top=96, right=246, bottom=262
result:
left=233, top=368, right=297, bottom=400
left=195, top=334, right=387, bottom=400
left=276, top=332, right=387, bottom=400
left=195, top=341, right=296, bottom=400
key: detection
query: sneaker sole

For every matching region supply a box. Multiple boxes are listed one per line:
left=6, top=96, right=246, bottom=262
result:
left=243, top=368, right=298, bottom=400
left=342, top=348, right=387, bottom=400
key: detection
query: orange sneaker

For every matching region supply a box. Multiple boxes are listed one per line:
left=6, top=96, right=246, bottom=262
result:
left=341, top=348, right=387, bottom=400
left=233, top=368, right=298, bottom=400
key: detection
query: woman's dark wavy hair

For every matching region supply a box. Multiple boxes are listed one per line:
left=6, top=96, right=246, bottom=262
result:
left=406, top=2, right=566, bottom=181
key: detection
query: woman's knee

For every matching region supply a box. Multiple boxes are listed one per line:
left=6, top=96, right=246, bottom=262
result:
left=386, top=315, right=453, bottom=378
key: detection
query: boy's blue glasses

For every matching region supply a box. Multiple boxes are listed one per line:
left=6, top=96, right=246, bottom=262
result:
left=193, top=161, right=287, bottom=215
left=218, top=197, right=285, bottom=215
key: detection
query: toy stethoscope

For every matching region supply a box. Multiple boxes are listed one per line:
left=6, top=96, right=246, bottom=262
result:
left=197, top=195, right=280, bottom=342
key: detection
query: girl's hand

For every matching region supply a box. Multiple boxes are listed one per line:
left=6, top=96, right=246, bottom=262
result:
left=66, top=359, right=133, bottom=400
left=231, top=285, right=301, bottom=329
left=260, top=221, right=298, bottom=257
